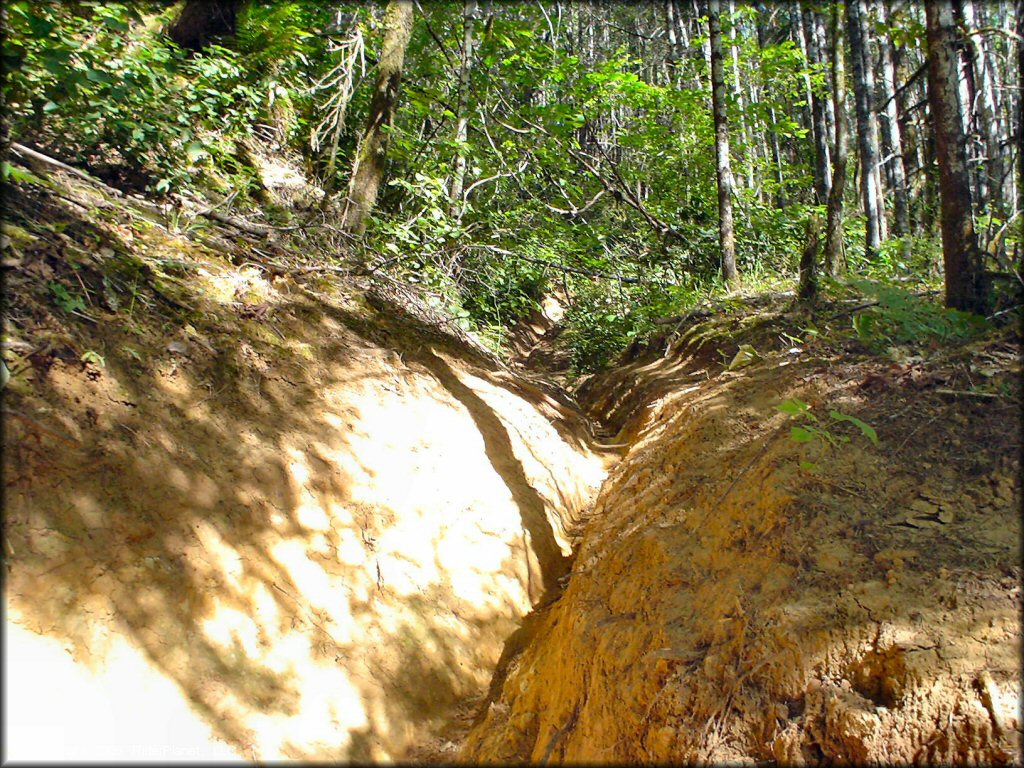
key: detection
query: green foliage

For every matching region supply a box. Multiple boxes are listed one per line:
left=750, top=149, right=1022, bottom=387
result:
left=81, top=350, right=106, bottom=367
left=847, top=279, right=989, bottom=349
left=777, top=397, right=878, bottom=470
left=3, top=2, right=275, bottom=193
left=48, top=281, right=86, bottom=313
left=562, top=279, right=700, bottom=374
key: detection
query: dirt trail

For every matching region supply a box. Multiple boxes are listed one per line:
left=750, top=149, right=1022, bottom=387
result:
left=3, top=173, right=611, bottom=762
left=461, top=308, right=1022, bottom=764
left=3, top=164, right=1021, bottom=765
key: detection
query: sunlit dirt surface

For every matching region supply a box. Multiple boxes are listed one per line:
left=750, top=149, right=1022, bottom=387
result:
left=3, top=206, right=607, bottom=761
left=462, top=314, right=1022, bottom=764
left=5, top=620, right=238, bottom=761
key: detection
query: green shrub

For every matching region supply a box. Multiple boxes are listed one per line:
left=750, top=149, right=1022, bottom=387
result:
left=848, top=279, right=988, bottom=349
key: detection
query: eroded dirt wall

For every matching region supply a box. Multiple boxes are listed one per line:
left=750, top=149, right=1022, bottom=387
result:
left=462, top=324, right=1022, bottom=765
left=4, top=217, right=608, bottom=760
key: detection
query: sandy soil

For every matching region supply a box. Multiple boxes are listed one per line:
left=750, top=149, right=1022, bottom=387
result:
left=461, top=310, right=1022, bottom=764
left=4, top=162, right=1020, bottom=766
left=2, top=175, right=609, bottom=761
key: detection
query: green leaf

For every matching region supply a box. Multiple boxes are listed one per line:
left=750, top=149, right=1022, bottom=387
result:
left=829, top=411, right=879, bottom=444
left=100, top=14, right=130, bottom=33
left=185, top=141, right=206, bottom=163
left=86, top=68, right=114, bottom=84
left=776, top=398, right=809, bottom=416
left=790, top=426, right=814, bottom=443
left=81, top=350, right=105, bottom=367
left=799, top=460, right=817, bottom=472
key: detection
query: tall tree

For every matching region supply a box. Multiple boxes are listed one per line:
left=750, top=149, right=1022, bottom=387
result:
left=877, top=1, right=911, bottom=241
left=708, top=0, right=740, bottom=289
left=846, top=0, right=884, bottom=259
left=800, top=3, right=832, bottom=205
left=756, top=19, right=786, bottom=207
left=448, top=0, right=478, bottom=217
left=926, top=0, right=987, bottom=312
left=728, top=0, right=755, bottom=190
left=342, top=1, right=414, bottom=238
left=825, top=1, right=849, bottom=276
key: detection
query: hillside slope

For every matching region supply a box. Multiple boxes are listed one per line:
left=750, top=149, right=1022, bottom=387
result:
left=462, top=309, right=1022, bottom=764
left=2, top=165, right=609, bottom=761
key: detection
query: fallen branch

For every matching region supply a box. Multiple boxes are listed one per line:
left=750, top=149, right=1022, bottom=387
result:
left=539, top=702, right=580, bottom=765
left=934, top=388, right=1003, bottom=399
left=9, top=142, right=96, bottom=183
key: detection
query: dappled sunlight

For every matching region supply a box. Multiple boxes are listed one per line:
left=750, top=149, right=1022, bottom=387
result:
left=4, top=288, right=606, bottom=761
left=463, top=328, right=1022, bottom=764
left=5, top=619, right=239, bottom=762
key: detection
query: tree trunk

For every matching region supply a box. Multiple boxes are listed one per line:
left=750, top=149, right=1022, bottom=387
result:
left=449, top=0, right=478, bottom=217
left=756, top=20, right=787, bottom=208
left=664, top=0, right=680, bottom=83
left=800, top=4, right=832, bottom=205
left=825, top=1, right=849, bottom=276
left=846, top=0, right=883, bottom=259
left=799, top=212, right=822, bottom=302
left=708, top=0, right=740, bottom=289
left=728, top=0, right=755, bottom=190
left=1018, top=0, right=1024, bottom=241
left=877, top=2, right=911, bottom=240
left=960, top=0, right=1004, bottom=219
left=925, top=1, right=987, bottom=313
left=167, top=0, right=245, bottom=52
left=814, top=7, right=836, bottom=158
left=342, top=1, right=414, bottom=238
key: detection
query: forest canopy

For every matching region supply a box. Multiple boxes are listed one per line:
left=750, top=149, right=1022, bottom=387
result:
left=2, top=0, right=1021, bottom=372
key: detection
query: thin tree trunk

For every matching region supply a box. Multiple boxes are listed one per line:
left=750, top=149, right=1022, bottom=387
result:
left=846, top=0, right=883, bottom=258
left=449, top=0, right=478, bottom=217
left=800, top=3, right=832, bottom=205
left=342, top=1, right=414, bottom=238
left=665, top=0, right=680, bottom=83
left=728, top=0, right=755, bottom=190
left=960, top=0, right=1003, bottom=219
left=708, top=0, right=740, bottom=289
left=825, top=1, right=849, bottom=276
left=877, top=2, right=911, bottom=240
left=1018, top=0, right=1024, bottom=242
left=814, top=8, right=836, bottom=156
left=925, top=1, right=987, bottom=312
left=756, top=20, right=787, bottom=207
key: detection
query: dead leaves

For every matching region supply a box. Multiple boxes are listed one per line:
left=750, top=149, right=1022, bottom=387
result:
left=857, top=362, right=949, bottom=393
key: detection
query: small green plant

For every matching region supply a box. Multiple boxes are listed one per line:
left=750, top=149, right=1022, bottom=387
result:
left=81, top=350, right=105, bottom=367
left=48, top=281, right=86, bottom=313
left=776, top=397, right=878, bottom=470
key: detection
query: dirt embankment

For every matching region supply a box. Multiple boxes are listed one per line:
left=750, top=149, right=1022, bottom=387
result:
left=4, top=161, right=1021, bottom=765
left=461, top=310, right=1022, bottom=764
left=2, top=174, right=610, bottom=761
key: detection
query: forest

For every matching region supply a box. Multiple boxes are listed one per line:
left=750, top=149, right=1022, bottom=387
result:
left=4, top=0, right=1021, bottom=369
left=2, top=0, right=1022, bottom=764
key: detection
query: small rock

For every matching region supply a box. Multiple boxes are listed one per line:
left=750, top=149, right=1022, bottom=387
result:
left=910, top=498, right=938, bottom=516
left=166, top=340, right=190, bottom=356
